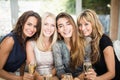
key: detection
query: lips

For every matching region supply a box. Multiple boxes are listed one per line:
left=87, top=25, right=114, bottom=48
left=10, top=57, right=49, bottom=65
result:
left=45, top=31, right=51, bottom=34
left=27, top=30, right=34, bottom=35
left=63, top=30, right=71, bottom=35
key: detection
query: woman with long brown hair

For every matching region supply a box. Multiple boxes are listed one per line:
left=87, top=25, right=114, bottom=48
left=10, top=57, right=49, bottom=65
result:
left=0, top=10, right=41, bottom=80
left=52, top=12, right=84, bottom=80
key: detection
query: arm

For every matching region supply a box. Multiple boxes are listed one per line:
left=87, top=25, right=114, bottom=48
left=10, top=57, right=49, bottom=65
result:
left=86, top=46, right=115, bottom=80
left=0, top=37, right=22, bottom=80
left=52, top=67, right=57, bottom=76
left=26, top=41, right=41, bottom=79
left=96, top=46, right=115, bottom=80
left=52, top=42, right=66, bottom=78
left=26, top=41, right=36, bottom=64
left=77, top=72, right=85, bottom=80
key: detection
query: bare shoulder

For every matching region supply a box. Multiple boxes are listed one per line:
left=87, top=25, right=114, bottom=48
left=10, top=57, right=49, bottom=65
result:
left=26, top=40, right=34, bottom=47
left=0, top=36, right=14, bottom=47
left=0, top=36, right=14, bottom=55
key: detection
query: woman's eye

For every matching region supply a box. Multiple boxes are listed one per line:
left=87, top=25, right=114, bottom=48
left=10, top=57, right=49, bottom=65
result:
left=51, top=24, right=55, bottom=27
left=58, top=25, right=62, bottom=28
left=85, top=23, right=88, bottom=26
left=67, top=22, right=70, bottom=25
left=78, top=24, right=82, bottom=27
left=44, top=23, right=48, bottom=25
left=34, top=26, right=37, bottom=28
left=27, top=23, right=32, bottom=26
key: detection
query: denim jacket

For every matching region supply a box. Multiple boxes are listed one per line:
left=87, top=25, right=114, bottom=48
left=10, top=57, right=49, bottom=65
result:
left=52, top=40, right=83, bottom=78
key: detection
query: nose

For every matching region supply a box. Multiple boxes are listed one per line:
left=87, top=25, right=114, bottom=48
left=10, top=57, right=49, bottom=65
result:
left=31, top=25, right=36, bottom=31
left=63, top=25, right=68, bottom=30
left=47, top=25, right=51, bottom=30
left=81, top=25, right=85, bottom=31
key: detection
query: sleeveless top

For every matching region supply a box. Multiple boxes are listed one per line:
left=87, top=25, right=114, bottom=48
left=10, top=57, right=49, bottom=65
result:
left=2, top=32, right=26, bottom=72
left=31, top=41, right=53, bottom=74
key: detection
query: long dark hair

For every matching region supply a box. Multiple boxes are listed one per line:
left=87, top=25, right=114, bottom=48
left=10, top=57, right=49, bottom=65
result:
left=12, top=10, right=41, bottom=48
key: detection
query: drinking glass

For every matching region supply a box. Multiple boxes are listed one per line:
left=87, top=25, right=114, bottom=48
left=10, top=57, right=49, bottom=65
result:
left=83, top=59, right=92, bottom=72
left=39, top=66, right=52, bottom=80
left=83, top=59, right=92, bottom=80
left=28, top=61, right=36, bottom=74
left=63, top=73, right=73, bottom=80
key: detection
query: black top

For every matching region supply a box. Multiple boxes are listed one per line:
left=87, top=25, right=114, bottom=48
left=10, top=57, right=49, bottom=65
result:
left=2, top=32, right=26, bottom=72
left=93, top=34, right=120, bottom=80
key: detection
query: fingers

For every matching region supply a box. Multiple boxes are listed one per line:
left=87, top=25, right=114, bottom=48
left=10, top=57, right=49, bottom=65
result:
left=74, top=77, right=80, bottom=80
left=85, top=69, right=97, bottom=80
left=23, top=73, right=34, bottom=80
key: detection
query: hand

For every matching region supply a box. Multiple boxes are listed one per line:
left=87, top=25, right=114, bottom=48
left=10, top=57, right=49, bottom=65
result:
left=85, top=69, right=97, bottom=80
left=61, top=75, right=73, bottom=80
left=74, top=77, right=80, bottom=80
left=35, top=75, right=44, bottom=80
left=61, top=77, right=73, bottom=80
left=23, top=72, right=34, bottom=80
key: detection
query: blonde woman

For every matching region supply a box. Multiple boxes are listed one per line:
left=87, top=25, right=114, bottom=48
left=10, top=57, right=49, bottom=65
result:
left=26, top=12, right=58, bottom=80
left=77, top=9, right=120, bottom=80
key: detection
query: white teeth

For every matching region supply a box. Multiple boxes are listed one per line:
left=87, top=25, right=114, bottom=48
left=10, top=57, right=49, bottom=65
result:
left=27, top=30, right=33, bottom=35
left=45, top=31, right=51, bottom=34
left=63, top=30, right=70, bottom=35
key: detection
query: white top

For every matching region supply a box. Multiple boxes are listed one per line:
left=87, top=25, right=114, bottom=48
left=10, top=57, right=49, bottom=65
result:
left=113, top=40, right=120, bottom=61
left=31, top=41, right=53, bottom=74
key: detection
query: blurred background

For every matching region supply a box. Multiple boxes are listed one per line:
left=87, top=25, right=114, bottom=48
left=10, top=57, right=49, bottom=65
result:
left=0, top=0, right=120, bottom=41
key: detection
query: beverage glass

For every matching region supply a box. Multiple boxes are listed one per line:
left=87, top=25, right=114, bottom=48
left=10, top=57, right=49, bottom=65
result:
left=28, top=61, right=36, bottom=74
left=63, top=73, right=73, bottom=80
left=83, top=59, right=92, bottom=73
left=39, top=66, right=52, bottom=80
left=83, top=59, right=92, bottom=80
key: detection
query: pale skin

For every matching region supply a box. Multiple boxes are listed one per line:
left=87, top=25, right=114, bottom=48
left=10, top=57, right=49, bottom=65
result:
left=78, top=18, right=115, bottom=80
left=26, top=16, right=57, bottom=80
left=0, top=16, right=38, bottom=80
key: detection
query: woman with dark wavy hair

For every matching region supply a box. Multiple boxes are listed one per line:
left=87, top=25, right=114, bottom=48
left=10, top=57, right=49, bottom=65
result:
left=0, top=10, right=41, bottom=80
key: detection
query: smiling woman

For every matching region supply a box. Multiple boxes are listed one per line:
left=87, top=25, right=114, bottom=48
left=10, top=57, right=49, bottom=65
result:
left=52, top=12, right=85, bottom=80
left=0, top=10, right=41, bottom=80
left=26, top=12, right=58, bottom=80
left=77, top=9, right=120, bottom=80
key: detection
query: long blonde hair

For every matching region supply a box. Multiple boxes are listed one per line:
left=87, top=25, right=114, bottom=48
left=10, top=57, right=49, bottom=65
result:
left=77, top=9, right=104, bottom=63
left=56, top=12, right=84, bottom=69
left=37, top=12, right=57, bottom=51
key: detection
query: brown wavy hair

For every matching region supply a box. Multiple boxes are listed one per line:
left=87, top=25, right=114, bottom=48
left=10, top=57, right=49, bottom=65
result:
left=56, top=12, right=84, bottom=70
left=12, top=10, right=41, bottom=41
left=12, top=10, right=41, bottom=49
left=77, top=9, right=104, bottom=64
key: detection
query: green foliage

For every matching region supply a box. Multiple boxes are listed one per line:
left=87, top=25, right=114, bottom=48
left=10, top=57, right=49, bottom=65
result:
left=82, top=0, right=111, bottom=14
left=65, top=0, right=76, bottom=14
left=65, top=0, right=111, bottom=14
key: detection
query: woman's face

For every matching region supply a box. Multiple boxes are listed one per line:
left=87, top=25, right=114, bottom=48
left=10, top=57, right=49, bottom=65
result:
left=23, top=16, right=37, bottom=38
left=42, top=16, right=56, bottom=38
left=57, top=18, right=73, bottom=38
left=78, top=18, right=92, bottom=37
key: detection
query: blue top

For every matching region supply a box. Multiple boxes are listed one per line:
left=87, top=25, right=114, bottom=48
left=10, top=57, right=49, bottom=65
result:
left=52, top=40, right=83, bottom=78
left=93, top=34, right=120, bottom=80
left=2, top=32, right=26, bottom=72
